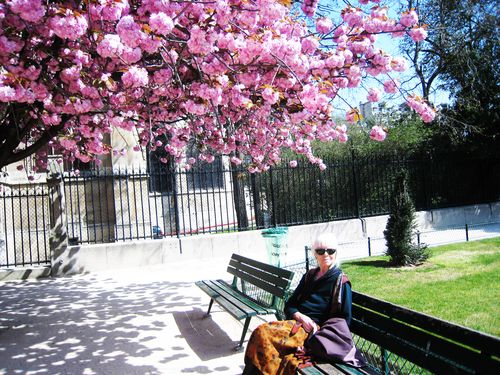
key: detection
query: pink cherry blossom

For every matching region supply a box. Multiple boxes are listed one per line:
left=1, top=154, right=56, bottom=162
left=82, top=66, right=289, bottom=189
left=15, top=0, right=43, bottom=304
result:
left=289, top=160, right=298, bottom=168
left=0, top=86, right=16, bottom=102
left=367, top=88, right=382, bottom=102
left=383, top=79, right=400, bottom=94
left=50, top=10, right=88, bottom=41
left=188, top=25, right=214, bottom=55
left=409, top=27, right=428, bottom=42
left=407, top=95, right=436, bottom=123
left=345, top=108, right=361, bottom=123
left=230, top=156, right=242, bottom=165
left=116, top=15, right=144, bottom=48
left=316, top=17, right=333, bottom=34
left=97, top=34, right=124, bottom=58
left=262, top=87, right=279, bottom=104
left=150, top=12, right=174, bottom=36
left=338, top=133, right=348, bottom=143
left=8, top=0, right=45, bottom=22
left=342, top=7, right=364, bottom=27
left=122, top=66, right=148, bottom=88
left=400, top=10, right=419, bottom=27
left=391, top=57, right=408, bottom=72
left=301, top=37, right=319, bottom=54
left=369, top=126, right=387, bottom=141
left=0, top=0, right=431, bottom=173
left=301, top=0, right=319, bottom=17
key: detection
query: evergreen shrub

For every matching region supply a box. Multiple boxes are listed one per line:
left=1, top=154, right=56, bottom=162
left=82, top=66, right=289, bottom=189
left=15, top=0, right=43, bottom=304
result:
left=384, top=170, right=429, bottom=266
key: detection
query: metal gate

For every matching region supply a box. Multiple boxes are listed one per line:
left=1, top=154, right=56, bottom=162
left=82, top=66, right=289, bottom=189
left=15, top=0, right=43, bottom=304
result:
left=0, top=183, right=51, bottom=268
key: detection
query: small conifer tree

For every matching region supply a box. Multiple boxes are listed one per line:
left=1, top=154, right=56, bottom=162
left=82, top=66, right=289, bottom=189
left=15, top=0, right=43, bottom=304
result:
left=384, top=170, right=429, bottom=266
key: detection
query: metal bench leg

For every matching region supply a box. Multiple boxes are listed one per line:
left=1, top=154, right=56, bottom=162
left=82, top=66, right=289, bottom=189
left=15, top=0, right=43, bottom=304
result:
left=206, top=298, right=214, bottom=316
left=236, top=317, right=252, bottom=350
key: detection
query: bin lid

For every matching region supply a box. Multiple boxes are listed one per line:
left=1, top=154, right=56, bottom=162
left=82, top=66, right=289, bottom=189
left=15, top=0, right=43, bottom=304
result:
left=261, top=227, right=288, bottom=237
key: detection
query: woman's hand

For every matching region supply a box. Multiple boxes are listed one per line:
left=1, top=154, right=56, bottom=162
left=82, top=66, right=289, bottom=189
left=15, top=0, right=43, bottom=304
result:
left=292, top=312, right=317, bottom=333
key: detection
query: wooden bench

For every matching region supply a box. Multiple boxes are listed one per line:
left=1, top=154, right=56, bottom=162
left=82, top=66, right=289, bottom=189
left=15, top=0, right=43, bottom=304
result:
left=195, top=253, right=294, bottom=349
left=298, top=289, right=500, bottom=375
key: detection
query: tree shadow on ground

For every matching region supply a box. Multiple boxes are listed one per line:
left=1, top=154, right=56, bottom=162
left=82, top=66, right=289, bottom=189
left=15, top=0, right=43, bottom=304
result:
left=347, top=259, right=391, bottom=268
left=173, top=307, right=240, bottom=361
left=0, top=275, right=201, bottom=375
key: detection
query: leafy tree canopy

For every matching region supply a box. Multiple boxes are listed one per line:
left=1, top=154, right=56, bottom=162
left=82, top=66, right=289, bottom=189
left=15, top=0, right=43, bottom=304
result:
left=0, top=0, right=434, bottom=174
left=399, top=0, right=499, bottom=154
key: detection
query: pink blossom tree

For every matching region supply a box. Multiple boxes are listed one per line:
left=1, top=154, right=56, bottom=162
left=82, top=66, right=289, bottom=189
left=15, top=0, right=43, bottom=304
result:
left=0, top=0, right=435, bottom=173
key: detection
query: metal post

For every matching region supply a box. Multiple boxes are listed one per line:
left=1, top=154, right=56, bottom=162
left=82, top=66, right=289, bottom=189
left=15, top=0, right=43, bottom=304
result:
left=269, top=167, right=277, bottom=227
left=381, top=347, right=390, bottom=375
left=417, top=231, right=421, bottom=246
left=368, top=237, right=372, bottom=257
left=172, top=166, right=182, bottom=253
left=305, top=246, right=310, bottom=272
left=47, top=172, right=68, bottom=276
left=350, top=145, right=360, bottom=218
left=465, top=224, right=469, bottom=241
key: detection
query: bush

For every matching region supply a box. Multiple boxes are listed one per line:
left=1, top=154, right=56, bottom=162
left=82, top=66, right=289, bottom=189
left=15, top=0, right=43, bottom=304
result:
left=384, top=170, right=429, bottom=266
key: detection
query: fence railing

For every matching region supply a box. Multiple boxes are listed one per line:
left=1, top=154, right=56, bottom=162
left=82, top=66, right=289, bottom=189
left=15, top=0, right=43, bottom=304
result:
left=1, top=152, right=499, bottom=268
left=0, top=183, right=51, bottom=267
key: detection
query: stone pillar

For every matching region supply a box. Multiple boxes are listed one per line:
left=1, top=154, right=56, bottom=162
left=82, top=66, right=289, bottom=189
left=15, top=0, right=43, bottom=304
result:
left=47, top=173, right=68, bottom=275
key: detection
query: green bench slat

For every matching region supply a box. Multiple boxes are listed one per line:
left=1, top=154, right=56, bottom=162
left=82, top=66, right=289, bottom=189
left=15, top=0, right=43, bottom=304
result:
left=334, top=363, right=379, bottom=375
left=312, top=363, right=346, bottom=374
left=228, top=258, right=291, bottom=291
left=196, top=280, right=255, bottom=320
left=228, top=267, right=290, bottom=299
left=197, top=279, right=275, bottom=317
left=297, top=366, right=331, bottom=375
left=230, top=253, right=294, bottom=279
left=351, top=318, right=490, bottom=375
left=353, top=291, right=500, bottom=358
left=203, top=279, right=274, bottom=314
left=298, top=362, right=378, bottom=375
left=352, top=304, right=496, bottom=373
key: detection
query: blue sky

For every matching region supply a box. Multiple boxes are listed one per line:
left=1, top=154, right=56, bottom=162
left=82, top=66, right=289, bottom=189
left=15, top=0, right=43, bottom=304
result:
left=315, top=0, right=451, bottom=114
left=336, top=32, right=450, bottom=111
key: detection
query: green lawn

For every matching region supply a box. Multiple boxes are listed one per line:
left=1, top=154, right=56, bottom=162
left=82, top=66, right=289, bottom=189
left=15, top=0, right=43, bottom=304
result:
left=342, top=237, right=500, bottom=337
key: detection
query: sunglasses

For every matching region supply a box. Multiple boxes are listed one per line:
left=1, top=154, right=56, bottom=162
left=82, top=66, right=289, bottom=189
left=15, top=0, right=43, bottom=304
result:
left=314, top=248, right=336, bottom=255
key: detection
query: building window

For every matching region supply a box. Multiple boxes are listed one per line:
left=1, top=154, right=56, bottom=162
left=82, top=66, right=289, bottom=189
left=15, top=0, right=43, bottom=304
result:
left=64, top=158, right=93, bottom=173
left=147, top=145, right=174, bottom=194
left=187, top=153, right=224, bottom=191
left=46, top=147, right=93, bottom=173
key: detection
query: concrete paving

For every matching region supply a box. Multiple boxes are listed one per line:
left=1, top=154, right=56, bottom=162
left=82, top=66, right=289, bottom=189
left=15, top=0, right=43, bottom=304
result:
left=0, top=257, right=274, bottom=375
left=1, top=222, right=499, bottom=375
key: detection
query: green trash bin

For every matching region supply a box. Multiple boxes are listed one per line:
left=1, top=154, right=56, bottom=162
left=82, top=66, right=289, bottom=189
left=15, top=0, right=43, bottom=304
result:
left=261, top=227, right=289, bottom=267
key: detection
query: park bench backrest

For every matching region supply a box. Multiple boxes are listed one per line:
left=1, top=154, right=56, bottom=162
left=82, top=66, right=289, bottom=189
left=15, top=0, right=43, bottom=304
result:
left=352, top=291, right=500, bottom=374
left=227, top=253, right=294, bottom=310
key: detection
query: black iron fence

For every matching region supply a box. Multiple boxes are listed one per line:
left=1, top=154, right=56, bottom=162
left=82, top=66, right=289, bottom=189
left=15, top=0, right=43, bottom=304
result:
left=0, top=183, right=51, bottom=267
left=1, top=152, right=499, bottom=268
left=62, top=163, right=252, bottom=245
left=252, top=153, right=500, bottom=227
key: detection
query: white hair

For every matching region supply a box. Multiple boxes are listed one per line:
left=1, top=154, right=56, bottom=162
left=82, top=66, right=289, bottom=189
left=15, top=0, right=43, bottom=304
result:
left=311, top=233, right=341, bottom=267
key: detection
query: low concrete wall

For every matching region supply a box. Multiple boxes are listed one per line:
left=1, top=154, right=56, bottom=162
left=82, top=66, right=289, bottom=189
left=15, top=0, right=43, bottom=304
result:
left=2, top=201, right=498, bottom=279
left=0, top=266, right=50, bottom=281
left=49, top=216, right=369, bottom=276
left=51, top=238, right=182, bottom=276
left=424, top=202, right=499, bottom=228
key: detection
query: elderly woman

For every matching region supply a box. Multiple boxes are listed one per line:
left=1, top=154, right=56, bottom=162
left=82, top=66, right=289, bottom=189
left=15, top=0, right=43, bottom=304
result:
left=242, top=233, right=360, bottom=375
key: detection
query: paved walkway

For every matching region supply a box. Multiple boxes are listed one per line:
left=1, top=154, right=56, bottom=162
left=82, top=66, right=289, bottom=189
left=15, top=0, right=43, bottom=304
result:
left=0, top=258, right=271, bottom=375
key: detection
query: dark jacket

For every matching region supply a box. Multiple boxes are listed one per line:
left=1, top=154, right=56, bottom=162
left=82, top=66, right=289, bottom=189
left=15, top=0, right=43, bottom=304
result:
left=284, top=266, right=352, bottom=326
